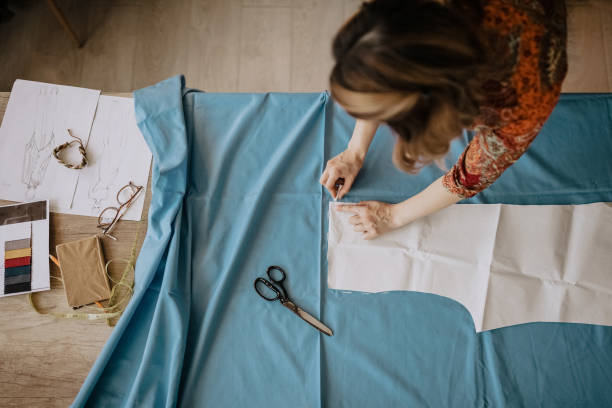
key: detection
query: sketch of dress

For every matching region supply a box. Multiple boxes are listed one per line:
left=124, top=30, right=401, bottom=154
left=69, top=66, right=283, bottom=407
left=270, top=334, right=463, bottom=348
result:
left=0, top=79, right=103, bottom=213
left=21, top=86, right=59, bottom=200
left=88, top=156, right=119, bottom=212
left=21, top=131, right=55, bottom=199
left=87, top=99, right=129, bottom=213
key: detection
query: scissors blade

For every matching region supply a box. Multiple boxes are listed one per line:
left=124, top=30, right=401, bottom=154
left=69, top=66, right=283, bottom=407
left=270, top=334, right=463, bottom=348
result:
left=282, top=300, right=333, bottom=337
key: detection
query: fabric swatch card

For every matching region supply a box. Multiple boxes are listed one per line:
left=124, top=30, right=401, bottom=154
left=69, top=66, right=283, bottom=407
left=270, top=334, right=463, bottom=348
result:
left=3, top=222, right=32, bottom=294
left=0, top=200, right=50, bottom=297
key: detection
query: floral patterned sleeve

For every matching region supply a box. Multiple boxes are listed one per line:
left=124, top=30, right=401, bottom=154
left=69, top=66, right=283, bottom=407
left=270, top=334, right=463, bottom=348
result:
left=442, top=111, right=552, bottom=198
left=442, top=0, right=567, bottom=198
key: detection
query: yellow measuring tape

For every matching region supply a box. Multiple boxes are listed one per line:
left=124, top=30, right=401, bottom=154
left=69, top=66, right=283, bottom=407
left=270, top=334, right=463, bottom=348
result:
left=28, top=222, right=142, bottom=325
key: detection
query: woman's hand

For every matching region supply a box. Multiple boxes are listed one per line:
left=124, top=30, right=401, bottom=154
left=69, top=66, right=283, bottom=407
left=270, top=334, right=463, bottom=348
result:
left=336, top=176, right=463, bottom=240
left=320, top=119, right=379, bottom=199
left=336, top=201, right=401, bottom=240
left=320, top=148, right=364, bottom=199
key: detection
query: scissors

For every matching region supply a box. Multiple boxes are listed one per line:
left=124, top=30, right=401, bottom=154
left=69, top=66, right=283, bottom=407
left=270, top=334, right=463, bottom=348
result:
left=254, top=266, right=333, bottom=337
left=334, top=177, right=345, bottom=201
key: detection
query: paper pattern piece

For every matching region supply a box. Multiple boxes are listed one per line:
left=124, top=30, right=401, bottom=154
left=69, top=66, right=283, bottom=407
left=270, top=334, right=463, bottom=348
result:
left=328, top=202, right=612, bottom=332
left=0, top=80, right=151, bottom=220
left=0, top=200, right=50, bottom=297
left=0, top=79, right=100, bottom=210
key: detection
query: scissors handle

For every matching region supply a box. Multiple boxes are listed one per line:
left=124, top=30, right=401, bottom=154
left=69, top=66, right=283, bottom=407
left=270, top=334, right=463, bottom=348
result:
left=266, top=265, right=286, bottom=283
left=254, top=277, right=282, bottom=301
left=254, top=266, right=289, bottom=301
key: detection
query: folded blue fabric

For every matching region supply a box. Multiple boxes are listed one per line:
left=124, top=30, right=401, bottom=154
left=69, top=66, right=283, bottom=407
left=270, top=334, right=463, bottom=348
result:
left=73, top=76, right=612, bottom=407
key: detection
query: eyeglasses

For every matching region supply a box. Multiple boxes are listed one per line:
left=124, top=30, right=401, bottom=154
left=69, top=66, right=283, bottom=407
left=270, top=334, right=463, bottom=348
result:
left=97, top=182, right=144, bottom=240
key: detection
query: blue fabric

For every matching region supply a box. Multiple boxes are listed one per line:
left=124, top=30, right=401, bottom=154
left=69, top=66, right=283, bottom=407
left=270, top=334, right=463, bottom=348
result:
left=73, top=76, right=612, bottom=407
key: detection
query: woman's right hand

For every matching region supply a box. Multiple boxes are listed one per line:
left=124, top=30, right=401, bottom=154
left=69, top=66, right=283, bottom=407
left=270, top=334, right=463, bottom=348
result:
left=320, top=148, right=364, bottom=200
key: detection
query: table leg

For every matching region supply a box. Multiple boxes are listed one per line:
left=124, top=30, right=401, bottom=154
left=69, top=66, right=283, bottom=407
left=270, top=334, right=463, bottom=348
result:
left=45, top=0, right=82, bottom=48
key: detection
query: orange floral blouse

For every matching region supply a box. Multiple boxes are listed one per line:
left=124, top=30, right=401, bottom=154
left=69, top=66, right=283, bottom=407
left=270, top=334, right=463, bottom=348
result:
left=442, top=0, right=568, bottom=198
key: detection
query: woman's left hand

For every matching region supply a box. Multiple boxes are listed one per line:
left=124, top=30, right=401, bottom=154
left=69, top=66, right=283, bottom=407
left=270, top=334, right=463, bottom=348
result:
left=336, top=201, right=400, bottom=240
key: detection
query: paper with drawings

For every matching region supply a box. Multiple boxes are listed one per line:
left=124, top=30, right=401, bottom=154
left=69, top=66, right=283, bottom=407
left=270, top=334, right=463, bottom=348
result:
left=69, top=96, right=151, bottom=220
left=0, top=80, right=151, bottom=220
left=327, top=202, right=612, bottom=332
left=0, top=79, right=100, bottom=210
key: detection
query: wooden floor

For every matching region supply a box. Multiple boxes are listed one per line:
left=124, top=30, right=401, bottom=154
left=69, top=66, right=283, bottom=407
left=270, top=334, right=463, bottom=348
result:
left=0, top=0, right=610, bottom=406
left=1, top=0, right=611, bottom=93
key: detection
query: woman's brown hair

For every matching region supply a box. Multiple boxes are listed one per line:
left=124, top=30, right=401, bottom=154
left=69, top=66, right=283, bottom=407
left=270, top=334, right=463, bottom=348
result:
left=330, top=0, right=492, bottom=172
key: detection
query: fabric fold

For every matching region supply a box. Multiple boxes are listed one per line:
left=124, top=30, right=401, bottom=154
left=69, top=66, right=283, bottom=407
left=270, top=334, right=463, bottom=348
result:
left=73, top=75, right=191, bottom=407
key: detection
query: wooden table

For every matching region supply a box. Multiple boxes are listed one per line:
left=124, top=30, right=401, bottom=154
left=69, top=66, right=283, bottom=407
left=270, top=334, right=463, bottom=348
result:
left=0, top=92, right=151, bottom=407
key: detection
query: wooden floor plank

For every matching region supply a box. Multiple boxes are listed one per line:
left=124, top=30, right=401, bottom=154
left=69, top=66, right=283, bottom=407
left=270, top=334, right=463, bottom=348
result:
left=79, top=1, right=142, bottom=91
left=130, top=0, right=191, bottom=90
left=242, top=0, right=292, bottom=7
left=238, top=5, right=292, bottom=92
left=22, top=0, right=88, bottom=87
left=0, top=1, right=41, bottom=91
left=598, top=2, right=612, bottom=91
left=184, top=0, right=242, bottom=92
left=563, top=2, right=610, bottom=92
left=290, top=0, right=344, bottom=91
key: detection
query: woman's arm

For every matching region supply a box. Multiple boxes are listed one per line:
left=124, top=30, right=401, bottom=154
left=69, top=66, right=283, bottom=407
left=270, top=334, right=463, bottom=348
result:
left=337, top=176, right=461, bottom=239
left=347, top=119, right=378, bottom=160
left=393, top=176, right=461, bottom=225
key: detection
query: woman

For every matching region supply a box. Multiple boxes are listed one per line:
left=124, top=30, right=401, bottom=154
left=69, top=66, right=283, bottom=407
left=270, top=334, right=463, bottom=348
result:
left=320, top=0, right=567, bottom=239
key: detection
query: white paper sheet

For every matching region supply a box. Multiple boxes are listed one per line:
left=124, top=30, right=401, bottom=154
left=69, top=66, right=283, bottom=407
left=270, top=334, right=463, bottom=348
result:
left=0, top=81, right=151, bottom=220
left=327, top=202, right=612, bottom=332
left=69, top=96, right=151, bottom=220
left=0, top=80, right=100, bottom=211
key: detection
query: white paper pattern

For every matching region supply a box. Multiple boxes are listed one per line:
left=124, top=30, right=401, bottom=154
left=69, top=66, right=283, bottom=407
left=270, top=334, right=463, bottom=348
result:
left=327, top=202, right=612, bottom=332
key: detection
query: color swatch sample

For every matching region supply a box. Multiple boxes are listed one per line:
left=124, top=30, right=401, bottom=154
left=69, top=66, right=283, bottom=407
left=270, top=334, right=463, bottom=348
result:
left=0, top=200, right=49, bottom=297
left=4, top=229, right=32, bottom=294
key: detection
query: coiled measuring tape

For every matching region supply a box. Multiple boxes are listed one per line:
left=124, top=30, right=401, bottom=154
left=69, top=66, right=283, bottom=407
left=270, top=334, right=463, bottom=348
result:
left=28, top=222, right=141, bottom=324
